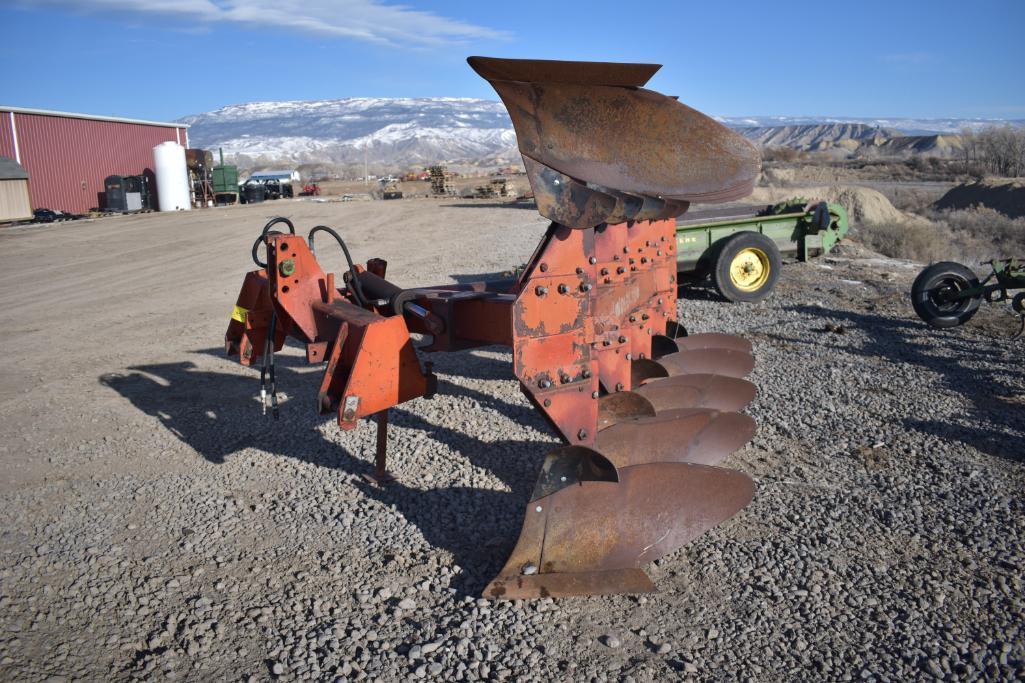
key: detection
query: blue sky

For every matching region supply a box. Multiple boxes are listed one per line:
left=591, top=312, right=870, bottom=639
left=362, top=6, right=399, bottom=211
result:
left=2, top=0, right=1023, bottom=122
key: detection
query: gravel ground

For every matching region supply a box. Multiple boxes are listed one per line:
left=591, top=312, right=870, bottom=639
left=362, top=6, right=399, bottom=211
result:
left=0, top=198, right=1022, bottom=682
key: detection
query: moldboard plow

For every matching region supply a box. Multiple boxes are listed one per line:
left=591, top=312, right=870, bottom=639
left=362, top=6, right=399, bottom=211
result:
left=225, top=57, right=762, bottom=599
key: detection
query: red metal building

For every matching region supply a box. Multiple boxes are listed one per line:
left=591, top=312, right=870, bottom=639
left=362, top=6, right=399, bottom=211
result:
left=0, top=106, right=189, bottom=214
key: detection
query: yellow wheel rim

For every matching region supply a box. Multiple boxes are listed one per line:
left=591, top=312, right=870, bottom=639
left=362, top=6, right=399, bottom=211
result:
left=729, top=247, right=770, bottom=292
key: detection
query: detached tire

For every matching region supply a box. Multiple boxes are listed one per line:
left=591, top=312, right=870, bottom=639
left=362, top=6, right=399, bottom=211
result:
left=713, top=232, right=782, bottom=302
left=911, top=261, right=982, bottom=328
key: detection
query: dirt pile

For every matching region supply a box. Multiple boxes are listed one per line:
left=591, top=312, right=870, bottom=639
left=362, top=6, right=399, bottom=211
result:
left=934, top=178, right=1025, bottom=218
left=749, top=184, right=915, bottom=225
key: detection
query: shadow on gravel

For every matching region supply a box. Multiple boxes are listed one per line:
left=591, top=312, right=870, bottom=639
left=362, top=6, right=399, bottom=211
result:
left=782, top=305, right=1025, bottom=463
left=99, top=348, right=553, bottom=596
left=440, top=202, right=535, bottom=210
left=677, top=279, right=729, bottom=302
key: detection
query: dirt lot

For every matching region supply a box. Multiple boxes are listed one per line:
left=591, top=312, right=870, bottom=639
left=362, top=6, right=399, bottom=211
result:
left=0, top=198, right=1022, bottom=682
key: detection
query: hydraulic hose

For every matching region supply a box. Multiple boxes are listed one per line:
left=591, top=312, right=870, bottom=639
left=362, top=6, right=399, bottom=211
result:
left=252, top=217, right=296, bottom=268
left=308, top=225, right=368, bottom=307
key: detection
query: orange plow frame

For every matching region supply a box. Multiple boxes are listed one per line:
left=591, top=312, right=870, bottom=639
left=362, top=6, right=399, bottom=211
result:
left=223, top=56, right=763, bottom=598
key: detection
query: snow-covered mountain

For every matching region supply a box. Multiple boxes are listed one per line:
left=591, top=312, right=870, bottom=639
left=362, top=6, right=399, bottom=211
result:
left=178, top=97, right=1025, bottom=166
left=716, top=115, right=1025, bottom=135
left=179, top=98, right=518, bottom=167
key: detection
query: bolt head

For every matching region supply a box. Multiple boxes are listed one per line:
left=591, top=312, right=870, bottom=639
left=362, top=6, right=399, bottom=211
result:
left=577, top=429, right=588, bottom=440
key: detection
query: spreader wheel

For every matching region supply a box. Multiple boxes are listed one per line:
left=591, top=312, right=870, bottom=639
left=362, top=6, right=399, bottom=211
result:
left=911, top=261, right=982, bottom=328
left=713, top=232, right=782, bottom=303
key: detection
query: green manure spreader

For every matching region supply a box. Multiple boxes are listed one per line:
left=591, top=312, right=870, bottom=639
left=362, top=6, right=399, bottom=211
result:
left=675, top=199, right=849, bottom=302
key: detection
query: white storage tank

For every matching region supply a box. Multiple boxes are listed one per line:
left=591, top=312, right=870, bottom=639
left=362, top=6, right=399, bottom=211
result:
left=153, top=142, right=191, bottom=211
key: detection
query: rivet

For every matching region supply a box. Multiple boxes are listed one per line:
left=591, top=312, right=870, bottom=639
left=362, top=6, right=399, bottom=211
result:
left=641, top=257, right=648, bottom=264
left=648, top=328, right=653, bottom=335
left=613, top=255, right=621, bottom=261
left=603, top=340, right=611, bottom=346
left=558, top=283, right=569, bottom=294
left=538, top=379, right=551, bottom=389
left=591, top=391, right=599, bottom=399
left=577, top=429, right=588, bottom=440
left=560, top=476, right=567, bottom=482
left=580, top=283, right=592, bottom=292
left=626, top=353, right=632, bottom=361
left=543, top=398, right=551, bottom=407
left=615, top=383, right=624, bottom=392
left=617, top=267, right=626, bottom=274
left=641, top=313, right=650, bottom=320
left=560, top=374, right=571, bottom=384
left=581, top=369, right=591, bottom=378
left=657, top=298, right=664, bottom=305
left=618, top=336, right=627, bottom=343
left=657, top=250, right=662, bottom=256
left=575, top=267, right=584, bottom=275
left=535, top=285, right=548, bottom=296
left=639, top=353, right=646, bottom=359
left=539, top=263, right=548, bottom=272
left=601, top=268, right=609, bottom=275
left=535, top=505, right=543, bottom=513
left=589, top=257, right=597, bottom=264
left=629, top=315, right=636, bottom=322
left=623, top=246, right=630, bottom=253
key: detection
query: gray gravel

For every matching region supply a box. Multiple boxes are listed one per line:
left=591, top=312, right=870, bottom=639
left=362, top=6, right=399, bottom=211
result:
left=0, top=202, right=1022, bottom=681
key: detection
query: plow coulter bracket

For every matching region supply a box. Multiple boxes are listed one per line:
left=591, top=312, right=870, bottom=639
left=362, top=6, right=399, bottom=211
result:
left=223, top=55, right=763, bottom=600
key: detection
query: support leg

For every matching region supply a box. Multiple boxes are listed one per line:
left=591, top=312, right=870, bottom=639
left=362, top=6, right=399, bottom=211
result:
left=365, top=410, right=395, bottom=485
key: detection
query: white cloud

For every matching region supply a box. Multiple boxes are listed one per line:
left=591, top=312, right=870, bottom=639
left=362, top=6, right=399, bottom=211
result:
left=22, top=0, right=508, bottom=47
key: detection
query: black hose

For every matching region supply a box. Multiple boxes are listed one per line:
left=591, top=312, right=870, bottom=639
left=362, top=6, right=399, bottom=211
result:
left=308, top=225, right=368, bottom=306
left=252, top=218, right=297, bottom=267
left=261, top=216, right=295, bottom=236
left=252, top=230, right=287, bottom=268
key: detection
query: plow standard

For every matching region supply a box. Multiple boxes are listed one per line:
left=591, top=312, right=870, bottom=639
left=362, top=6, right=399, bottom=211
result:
left=225, top=57, right=763, bottom=598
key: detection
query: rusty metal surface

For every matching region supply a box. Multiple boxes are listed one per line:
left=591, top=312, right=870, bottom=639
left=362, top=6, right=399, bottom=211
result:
left=671, top=332, right=754, bottom=354
left=468, top=56, right=660, bottom=87
left=597, top=392, right=656, bottom=431
left=656, top=348, right=755, bottom=378
left=538, top=463, right=754, bottom=574
left=485, top=568, right=655, bottom=600
left=595, top=409, right=756, bottom=468
left=530, top=446, right=618, bottom=501
left=477, top=64, right=760, bottom=209
left=635, top=374, right=757, bottom=412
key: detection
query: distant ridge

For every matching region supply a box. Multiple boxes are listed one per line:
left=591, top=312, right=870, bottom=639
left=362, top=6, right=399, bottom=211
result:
left=177, top=98, right=1025, bottom=166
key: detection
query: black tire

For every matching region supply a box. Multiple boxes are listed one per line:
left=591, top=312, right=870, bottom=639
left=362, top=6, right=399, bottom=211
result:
left=910, top=261, right=982, bottom=328
left=712, top=232, right=782, bottom=302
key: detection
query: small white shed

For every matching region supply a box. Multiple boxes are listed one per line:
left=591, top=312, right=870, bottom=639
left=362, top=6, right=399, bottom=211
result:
left=0, top=157, right=31, bottom=222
